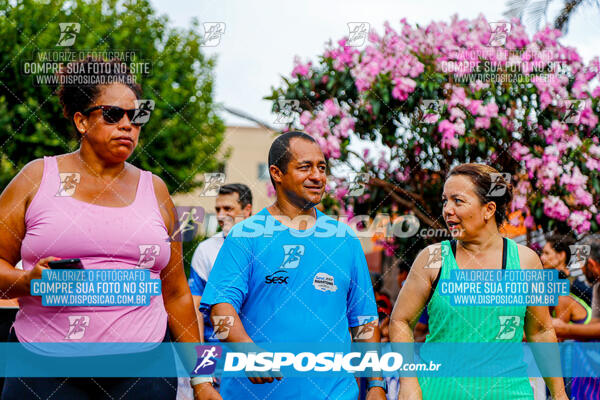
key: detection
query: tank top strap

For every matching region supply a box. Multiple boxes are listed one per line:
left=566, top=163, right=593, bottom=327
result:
left=440, top=238, right=514, bottom=275
left=424, top=241, right=452, bottom=306
left=25, top=156, right=63, bottom=228
left=440, top=240, right=457, bottom=279
left=41, top=155, right=61, bottom=197
left=133, top=169, right=165, bottom=214
left=133, top=170, right=153, bottom=204
left=504, top=238, right=521, bottom=270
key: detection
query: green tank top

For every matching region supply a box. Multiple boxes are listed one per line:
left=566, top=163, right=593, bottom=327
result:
left=418, top=238, right=534, bottom=400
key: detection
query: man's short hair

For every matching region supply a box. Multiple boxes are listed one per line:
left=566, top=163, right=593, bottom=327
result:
left=268, top=131, right=317, bottom=187
left=580, top=234, right=600, bottom=264
left=218, top=183, right=252, bottom=208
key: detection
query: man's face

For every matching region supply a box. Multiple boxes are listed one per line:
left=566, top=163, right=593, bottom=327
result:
left=273, top=138, right=327, bottom=209
left=215, top=192, right=251, bottom=234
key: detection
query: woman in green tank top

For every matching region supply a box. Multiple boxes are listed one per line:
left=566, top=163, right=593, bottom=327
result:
left=389, top=163, right=568, bottom=400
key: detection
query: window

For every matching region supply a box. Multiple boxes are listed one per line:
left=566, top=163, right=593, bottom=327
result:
left=257, top=163, right=269, bottom=181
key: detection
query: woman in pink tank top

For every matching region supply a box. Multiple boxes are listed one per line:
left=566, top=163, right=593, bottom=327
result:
left=0, top=58, right=220, bottom=400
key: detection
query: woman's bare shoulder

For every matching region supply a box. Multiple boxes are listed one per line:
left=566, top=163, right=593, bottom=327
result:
left=515, top=242, right=542, bottom=269
left=11, top=158, right=45, bottom=195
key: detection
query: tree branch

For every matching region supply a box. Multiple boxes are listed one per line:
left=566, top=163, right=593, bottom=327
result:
left=371, top=177, right=424, bottom=203
left=369, top=178, right=443, bottom=229
left=554, top=0, right=585, bottom=32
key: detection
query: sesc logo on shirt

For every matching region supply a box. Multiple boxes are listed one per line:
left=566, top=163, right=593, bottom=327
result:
left=265, top=270, right=289, bottom=285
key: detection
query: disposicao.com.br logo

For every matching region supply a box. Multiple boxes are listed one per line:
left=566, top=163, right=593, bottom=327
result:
left=228, top=213, right=447, bottom=239
left=223, top=351, right=440, bottom=374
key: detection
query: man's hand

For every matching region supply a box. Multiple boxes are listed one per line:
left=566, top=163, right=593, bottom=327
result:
left=366, top=386, right=387, bottom=399
left=193, top=382, right=222, bottom=400
left=247, top=369, right=283, bottom=384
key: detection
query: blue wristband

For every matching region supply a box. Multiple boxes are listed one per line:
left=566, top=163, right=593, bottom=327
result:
left=368, top=379, right=387, bottom=393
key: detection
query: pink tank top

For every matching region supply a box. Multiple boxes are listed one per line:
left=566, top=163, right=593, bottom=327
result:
left=14, top=156, right=170, bottom=352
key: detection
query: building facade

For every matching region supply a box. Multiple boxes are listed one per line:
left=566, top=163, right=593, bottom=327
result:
left=173, top=125, right=276, bottom=236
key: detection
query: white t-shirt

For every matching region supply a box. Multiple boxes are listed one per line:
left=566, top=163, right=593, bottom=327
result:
left=190, top=232, right=225, bottom=283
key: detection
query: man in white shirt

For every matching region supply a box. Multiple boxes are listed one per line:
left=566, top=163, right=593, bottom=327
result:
left=188, top=183, right=252, bottom=341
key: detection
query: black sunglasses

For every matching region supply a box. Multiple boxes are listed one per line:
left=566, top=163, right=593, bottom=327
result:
left=81, top=105, right=150, bottom=126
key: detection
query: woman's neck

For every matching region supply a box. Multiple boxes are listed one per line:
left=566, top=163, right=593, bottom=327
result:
left=77, top=147, right=125, bottom=180
left=459, top=226, right=503, bottom=255
left=556, top=263, right=570, bottom=276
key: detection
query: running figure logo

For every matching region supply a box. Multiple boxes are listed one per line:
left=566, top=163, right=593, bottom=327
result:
left=136, top=245, right=160, bottom=268
left=56, top=173, right=81, bottom=197
left=170, top=206, right=204, bottom=242
left=487, top=173, right=511, bottom=198
left=419, top=100, right=443, bottom=124
left=563, top=100, right=585, bottom=124
left=347, top=23, right=369, bottom=47
left=487, top=22, right=511, bottom=47
left=131, top=100, right=155, bottom=125
left=280, top=245, right=305, bottom=269
left=424, top=244, right=448, bottom=269
left=202, top=23, right=226, bottom=47
left=65, top=315, right=90, bottom=340
left=353, top=316, right=377, bottom=340
left=274, top=99, right=300, bottom=124
left=192, top=345, right=223, bottom=375
left=56, top=22, right=80, bottom=46
left=209, top=316, right=234, bottom=340
left=199, top=173, right=225, bottom=196
left=347, top=173, right=370, bottom=197
left=496, top=316, right=521, bottom=340
left=568, top=245, right=591, bottom=274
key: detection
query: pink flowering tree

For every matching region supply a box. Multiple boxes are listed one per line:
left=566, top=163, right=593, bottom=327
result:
left=267, top=15, right=600, bottom=251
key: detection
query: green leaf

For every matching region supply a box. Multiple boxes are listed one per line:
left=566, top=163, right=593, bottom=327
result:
left=593, top=177, right=600, bottom=194
left=535, top=207, right=543, bottom=219
left=0, top=0, right=224, bottom=193
left=372, top=100, right=381, bottom=116
left=326, top=76, right=335, bottom=91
